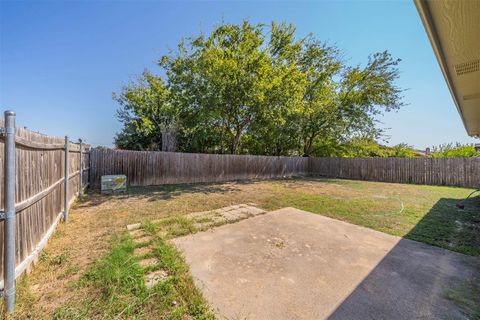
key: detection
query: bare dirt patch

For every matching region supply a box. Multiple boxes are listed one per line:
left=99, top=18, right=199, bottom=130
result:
left=2, top=177, right=478, bottom=318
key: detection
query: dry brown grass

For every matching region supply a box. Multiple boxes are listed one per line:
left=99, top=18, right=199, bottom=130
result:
left=1, top=177, right=478, bottom=319
left=2, top=180, right=274, bottom=319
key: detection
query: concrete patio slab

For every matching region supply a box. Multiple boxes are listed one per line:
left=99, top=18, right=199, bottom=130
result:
left=172, top=207, right=478, bottom=320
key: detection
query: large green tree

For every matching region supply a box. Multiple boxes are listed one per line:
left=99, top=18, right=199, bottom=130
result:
left=114, top=20, right=405, bottom=156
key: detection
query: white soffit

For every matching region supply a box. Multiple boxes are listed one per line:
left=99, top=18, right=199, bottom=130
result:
left=415, top=0, right=480, bottom=137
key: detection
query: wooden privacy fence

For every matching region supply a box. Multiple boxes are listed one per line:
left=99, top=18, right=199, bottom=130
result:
left=0, top=113, right=90, bottom=307
left=90, top=148, right=309, bottom=188
left=2, top=112, right=479, bottom=314
left=91, top=149, right=480, bottom=189
left=1, top=114, right=480, bottom=312
left=309, top=157, right=480, bottom=188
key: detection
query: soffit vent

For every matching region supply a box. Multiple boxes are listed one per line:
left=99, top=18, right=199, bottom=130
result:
left=454, top=59, right=479, bottom=76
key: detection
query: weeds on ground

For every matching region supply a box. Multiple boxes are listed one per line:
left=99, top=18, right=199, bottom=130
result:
left=153, top=216, right=197, bottom=238
left=2, top=178, right=480, bottom=318
left=53, top=228, right=213, bottom=319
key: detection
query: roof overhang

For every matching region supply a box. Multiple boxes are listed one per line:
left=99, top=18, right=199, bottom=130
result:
left=414, top=0, right=480, bottom=137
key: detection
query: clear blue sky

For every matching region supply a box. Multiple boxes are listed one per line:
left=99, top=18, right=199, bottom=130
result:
left=0, top=0, right=476, bottom=149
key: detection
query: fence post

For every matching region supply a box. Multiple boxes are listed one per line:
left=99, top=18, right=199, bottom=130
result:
left=64, top=136, right=69, bottom=223
left=3, top=110, right=16, bottom=313
left=78, top=139, right=83, bottom=200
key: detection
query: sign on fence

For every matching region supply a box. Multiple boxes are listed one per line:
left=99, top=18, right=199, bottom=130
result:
left=1, top=109, right=479, bottom=313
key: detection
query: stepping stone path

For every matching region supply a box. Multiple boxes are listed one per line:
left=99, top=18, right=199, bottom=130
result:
left=126, top=223, right=169, bottom=289
left=126, top=204, right=265, bottom=289
left=185, top=203, right=266, bottom=229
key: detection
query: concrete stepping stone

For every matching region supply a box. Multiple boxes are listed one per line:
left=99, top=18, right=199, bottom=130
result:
left=134, top=246, right=154, bottom=256
left=193, top=222, right=207, bottom=229
left=186, top=210, right=211, bottom=219
left=238, top=208, right=255, bottom=216
left=222, top=210, right=245, bottom=221
left=211, top=219, right=227, bottom=227
left=190, top=204, right=266, bottom=226
left=133, top=235, right=153, bottom=244
left=139, top=257, right=159, bottom=268
left=126, top=223, right=141, bottom=231
left=244, top=206, right=266, bottom=216
left=129, top=229, right=146, bottom=238
left=145, top=269, right=169, bottom=289
left=216, top=204, right=240, bottom=213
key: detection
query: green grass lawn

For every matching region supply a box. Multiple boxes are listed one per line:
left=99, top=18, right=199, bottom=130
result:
left=123, top=177, right=480, bottom=255
left=52, top=229, right=214, bottom=320
left=3, top=177, right=479, bottom=319
left=257, top=178, right=480, bottom=256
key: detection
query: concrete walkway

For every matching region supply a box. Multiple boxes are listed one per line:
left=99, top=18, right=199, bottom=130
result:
left=172, top=207, right=478, bottom=320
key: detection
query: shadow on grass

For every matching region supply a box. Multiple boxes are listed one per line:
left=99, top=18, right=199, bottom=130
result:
left=328, top=196, right=480, bottom=319
left=75, top=179, right=254, bottom=208
left=406, top=196, right=480, bottom=256
left=75, top=176, right=342, bottom=209
left=71, top=177, right=480, bottom=318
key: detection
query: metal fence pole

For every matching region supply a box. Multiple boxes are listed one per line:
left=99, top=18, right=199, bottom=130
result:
left=64, top=136, right=69, bottom=223
left=78, top=139, right=83, bottom=200
left=4, top=110, right=16, bottom=313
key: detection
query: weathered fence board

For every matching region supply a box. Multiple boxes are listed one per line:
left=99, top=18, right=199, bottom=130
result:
left=90, top=149, right=480, bottom=189
left=309, top=157, right=480, bottom=188
left=90, top=149, right=309, bottom=188
left=91, top=149, right=480, bottom=189
left=0, top=135, right=478, bottom=291
left=0, top=118, right=90, bottom=286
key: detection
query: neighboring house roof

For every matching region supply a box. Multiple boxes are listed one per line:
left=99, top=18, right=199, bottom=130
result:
left=414, top=0, right=480, bottom=137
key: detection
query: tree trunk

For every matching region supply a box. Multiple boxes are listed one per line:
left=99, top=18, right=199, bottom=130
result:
left=231, top=131, right=242, bottom=154
left=230, top=116, right=252, bottom=154
left=303, top=134, right=316, bottom=156
left=161, top=127, right=177, bottom=152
